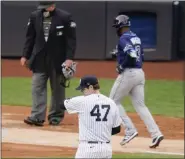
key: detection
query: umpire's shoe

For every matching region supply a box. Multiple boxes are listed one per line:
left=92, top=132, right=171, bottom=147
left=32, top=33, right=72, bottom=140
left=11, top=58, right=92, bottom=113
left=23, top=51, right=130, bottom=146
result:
left=24, top=117, right=44, bottom=127
left=149, top=135, right=164, bottom=148
left=49, top=118, right=62, bottom=126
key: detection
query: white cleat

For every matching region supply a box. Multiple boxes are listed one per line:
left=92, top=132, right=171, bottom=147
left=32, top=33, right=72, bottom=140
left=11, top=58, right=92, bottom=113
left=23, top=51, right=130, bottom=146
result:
left=120, top=132, right=138, bottom=146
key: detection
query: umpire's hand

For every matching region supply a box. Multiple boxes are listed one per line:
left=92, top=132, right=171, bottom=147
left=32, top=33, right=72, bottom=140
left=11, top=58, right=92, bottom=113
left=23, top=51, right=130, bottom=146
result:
left=20, top=57, right=28, bottom=67
left=65, top=59, right=73, bottom=68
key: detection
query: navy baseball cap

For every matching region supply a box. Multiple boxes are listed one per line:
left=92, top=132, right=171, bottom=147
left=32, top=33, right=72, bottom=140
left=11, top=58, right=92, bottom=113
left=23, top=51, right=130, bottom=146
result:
left=76, top=75, right=99, bottom=90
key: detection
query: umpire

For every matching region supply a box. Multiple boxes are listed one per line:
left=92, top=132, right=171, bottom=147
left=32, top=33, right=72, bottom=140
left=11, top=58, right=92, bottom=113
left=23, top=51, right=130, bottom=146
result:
left=20, top=1, right=76, bottom=126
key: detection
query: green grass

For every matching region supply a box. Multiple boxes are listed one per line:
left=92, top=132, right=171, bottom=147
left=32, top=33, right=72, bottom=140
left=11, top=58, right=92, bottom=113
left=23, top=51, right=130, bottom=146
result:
left=24, top=153, right=183, bottom=158
left=112, top=153, right=184, bottom=158
left=2, top=77, right=184, bottom=118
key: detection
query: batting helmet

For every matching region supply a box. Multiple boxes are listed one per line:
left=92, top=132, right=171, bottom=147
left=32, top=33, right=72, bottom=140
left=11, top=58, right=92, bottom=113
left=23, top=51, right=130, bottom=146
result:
left=112, top=14, right=131, bottom=29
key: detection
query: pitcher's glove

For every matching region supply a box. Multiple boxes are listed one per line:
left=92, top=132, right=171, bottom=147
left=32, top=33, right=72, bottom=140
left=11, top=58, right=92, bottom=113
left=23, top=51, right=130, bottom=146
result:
left=60, top=62, right=77, bottom=88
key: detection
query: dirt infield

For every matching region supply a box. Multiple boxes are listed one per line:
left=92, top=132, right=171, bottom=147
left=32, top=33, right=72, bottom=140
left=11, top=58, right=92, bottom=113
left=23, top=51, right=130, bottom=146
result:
left=2, top=143, right=77, bottom=158
left=2, top=59, right=184, bottom=80
left=1, top=59, right=184, bottom=158
left=2, top=106, right=184, bottom=140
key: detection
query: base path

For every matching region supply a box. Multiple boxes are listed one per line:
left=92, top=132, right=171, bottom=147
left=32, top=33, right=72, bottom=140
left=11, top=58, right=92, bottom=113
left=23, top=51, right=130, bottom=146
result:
left=2, top=127, right=184, bottom=158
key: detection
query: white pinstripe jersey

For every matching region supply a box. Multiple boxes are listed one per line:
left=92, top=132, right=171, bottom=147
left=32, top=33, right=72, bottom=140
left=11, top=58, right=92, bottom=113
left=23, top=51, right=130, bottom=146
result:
left=64, top=93, right=121, bottom=142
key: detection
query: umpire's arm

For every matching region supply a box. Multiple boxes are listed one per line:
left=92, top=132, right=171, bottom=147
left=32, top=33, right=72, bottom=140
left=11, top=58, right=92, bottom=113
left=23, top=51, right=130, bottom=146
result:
left=65, top=14, right=77, bottom=60
left=22, top=13, right=36, bottom=59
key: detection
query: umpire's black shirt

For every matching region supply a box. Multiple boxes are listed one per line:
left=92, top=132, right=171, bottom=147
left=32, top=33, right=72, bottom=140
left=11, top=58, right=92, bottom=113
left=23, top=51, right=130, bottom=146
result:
left=22, top=8, right=76, bottom=73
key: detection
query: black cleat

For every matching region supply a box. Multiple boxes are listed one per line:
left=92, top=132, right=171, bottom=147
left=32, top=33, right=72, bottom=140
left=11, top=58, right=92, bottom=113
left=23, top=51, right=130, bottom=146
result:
left=49, top=118, right=62, bottom=126
left=24, top=117, right=44, bottom=127
left=150, top=135, right=164, bottom=148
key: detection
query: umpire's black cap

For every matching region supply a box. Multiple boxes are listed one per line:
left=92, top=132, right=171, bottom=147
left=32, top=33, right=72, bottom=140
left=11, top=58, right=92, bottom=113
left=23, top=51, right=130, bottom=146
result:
left=37, top=1, right=55, bottom=9
left=76, top=75, right=99, bottom=90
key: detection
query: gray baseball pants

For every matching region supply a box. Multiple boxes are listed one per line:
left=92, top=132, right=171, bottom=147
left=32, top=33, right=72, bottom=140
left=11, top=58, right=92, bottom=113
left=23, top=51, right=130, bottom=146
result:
left=30, top=68, right=65, bottom=123
left=109, top=68, right=163, bottom=139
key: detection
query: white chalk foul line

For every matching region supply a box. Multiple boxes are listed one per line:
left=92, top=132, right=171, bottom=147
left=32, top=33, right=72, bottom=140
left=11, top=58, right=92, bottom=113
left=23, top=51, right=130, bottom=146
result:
left=3, top=113, right=24, bottom=116
left=145, top=150, right=184, bottom=156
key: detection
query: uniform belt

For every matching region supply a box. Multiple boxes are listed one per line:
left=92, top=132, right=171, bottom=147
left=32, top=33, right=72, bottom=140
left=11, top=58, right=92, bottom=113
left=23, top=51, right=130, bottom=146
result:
left=87, top=141, right=110, bottom=144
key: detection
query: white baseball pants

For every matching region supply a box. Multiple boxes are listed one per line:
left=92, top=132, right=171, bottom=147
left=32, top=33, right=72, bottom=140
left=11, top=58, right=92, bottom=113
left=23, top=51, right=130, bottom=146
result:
left=75, top=142, right=112, bottom=159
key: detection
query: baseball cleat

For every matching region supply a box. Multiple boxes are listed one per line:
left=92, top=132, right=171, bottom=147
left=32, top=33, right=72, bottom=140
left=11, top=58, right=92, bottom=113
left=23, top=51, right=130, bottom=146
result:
left=49, top=118, right=63, bottom=126
left=120, top=131, right=138, bottom=146
left=24, top=117, right=44, bottom=126
left=149, top=135, right=164, bottom=148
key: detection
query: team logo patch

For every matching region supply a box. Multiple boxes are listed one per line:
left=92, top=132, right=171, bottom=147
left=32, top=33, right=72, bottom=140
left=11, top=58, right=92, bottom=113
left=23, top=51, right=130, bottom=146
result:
left=57, top=31, right=63, bottom=36
left=70, top=22, right=76, bottom=28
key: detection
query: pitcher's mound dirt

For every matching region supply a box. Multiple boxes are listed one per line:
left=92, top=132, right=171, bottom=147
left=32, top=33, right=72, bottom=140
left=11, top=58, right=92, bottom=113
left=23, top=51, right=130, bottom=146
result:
left=2, top=106, right=184, bottom=140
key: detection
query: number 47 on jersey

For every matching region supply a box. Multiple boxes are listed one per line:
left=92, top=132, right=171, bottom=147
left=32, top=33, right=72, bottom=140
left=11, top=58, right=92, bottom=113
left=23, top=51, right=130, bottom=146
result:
left=90, top=105, right=110, bottom=122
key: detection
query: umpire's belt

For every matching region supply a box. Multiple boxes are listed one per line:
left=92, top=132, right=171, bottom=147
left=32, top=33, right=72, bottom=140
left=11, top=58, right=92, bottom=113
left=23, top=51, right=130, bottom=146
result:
left=88, top=141, right=110, bottom=144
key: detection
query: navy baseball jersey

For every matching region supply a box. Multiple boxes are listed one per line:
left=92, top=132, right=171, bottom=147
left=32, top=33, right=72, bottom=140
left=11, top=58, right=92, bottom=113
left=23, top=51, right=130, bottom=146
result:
left=116, top=31, right=144, bottom=69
